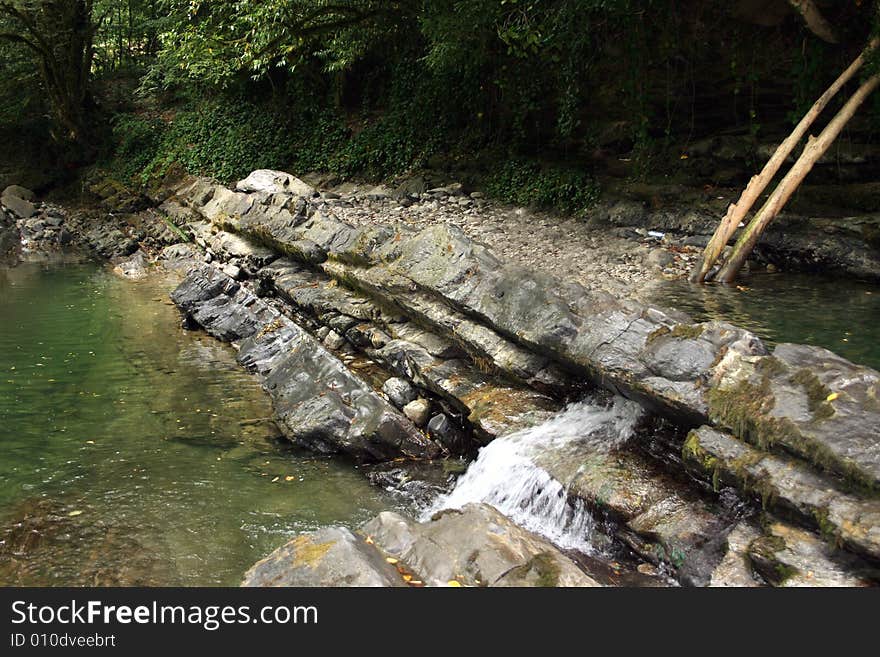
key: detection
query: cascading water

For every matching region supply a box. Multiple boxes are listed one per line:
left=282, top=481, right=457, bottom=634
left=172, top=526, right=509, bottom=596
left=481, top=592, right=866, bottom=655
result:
left=427, top=396, right=643, bottom=553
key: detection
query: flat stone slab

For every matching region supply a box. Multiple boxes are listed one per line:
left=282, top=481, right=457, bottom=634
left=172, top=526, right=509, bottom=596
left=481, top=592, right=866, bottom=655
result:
left=1, top=191, right=36, bottom=219
left=748, top=521, right=873, bottom=587
left=242, top=527, right=405, bottom=587
left=362, top=503, right=601, bottom=587
left=709, top=343, right=880, bottom=489
left=683, top=426, right=880, bottom=561
left=171, top=264, right=439, bottom=461
left=260, top=257, right=560, bottom=441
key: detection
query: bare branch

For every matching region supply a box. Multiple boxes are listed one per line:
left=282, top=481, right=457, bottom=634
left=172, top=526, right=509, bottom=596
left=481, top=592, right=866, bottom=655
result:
left=788, top=0, right=839, bottom=43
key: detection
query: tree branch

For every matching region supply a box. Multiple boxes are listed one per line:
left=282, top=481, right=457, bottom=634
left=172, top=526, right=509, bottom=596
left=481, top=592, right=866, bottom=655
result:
left=788, top=0, right=838, bottom=44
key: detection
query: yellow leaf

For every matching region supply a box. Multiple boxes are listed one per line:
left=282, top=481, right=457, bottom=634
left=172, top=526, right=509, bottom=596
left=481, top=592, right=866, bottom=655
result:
left=271, top=476, right=279, bottom=483
left=68, top=510, right=83, bottom=517
left=680, top=154, right=689, bottom=159
left=85, top=440, right=95, bottom=445
left=385, top=557, right=399, bottom=564
left=285, top=475, right=295, bottom=482
left=447, top=580, right=462, bottom=587
left=826, top=392, right=839, bottom=402
left=402, top=574, right=413, bottom=582
left=364, top=536, right=374, bottom=545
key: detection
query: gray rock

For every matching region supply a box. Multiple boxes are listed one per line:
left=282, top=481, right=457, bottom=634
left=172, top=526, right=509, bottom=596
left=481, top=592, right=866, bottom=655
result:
left=236, top=169, right=316, bottom=198
left=362, top=504, right=601, bottom=587
left=172, top=264, right=439, bottom=462
left=242, top=527, right=404, bottom=587
left=709, top=522, right=764, bottom=587
left=748, top=521, right=871, bottom=587
left=382, top=377, right=418, bottom=408
left=647, top=248, right=674, bottom=268
left=112, top=250, right=150, bottom=280
left=683, top=426, right=880, bottom=561
left=403, top=398, right=431, bottom=427
left=1, top=192, right=36, bottom=219
left=3, top=185, right=35, bottom=201
left=427, top=414, right=467, bottom=452
left=222, top=263, right=243, bottom=280
left=322, top=330, right=346, bottom=350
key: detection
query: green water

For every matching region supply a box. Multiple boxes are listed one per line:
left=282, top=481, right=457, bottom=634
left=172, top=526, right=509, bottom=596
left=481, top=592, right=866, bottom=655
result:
left=652, top=272, right=880, bottom=370
left=0, top=259, right=397, bottom=586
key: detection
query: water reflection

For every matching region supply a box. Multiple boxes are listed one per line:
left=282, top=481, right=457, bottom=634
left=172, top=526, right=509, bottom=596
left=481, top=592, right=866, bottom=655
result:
left=0, top=262, right=400, bottom=586
left=652, top=272, right=880, bottom=369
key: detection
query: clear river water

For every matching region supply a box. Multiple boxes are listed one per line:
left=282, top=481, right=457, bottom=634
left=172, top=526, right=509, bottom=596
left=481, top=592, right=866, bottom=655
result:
left=0, top=258, right=398, bottom=586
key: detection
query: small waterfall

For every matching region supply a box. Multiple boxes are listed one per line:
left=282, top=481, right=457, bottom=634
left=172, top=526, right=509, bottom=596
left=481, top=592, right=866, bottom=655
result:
left=427, top=396, right=643, bottom=553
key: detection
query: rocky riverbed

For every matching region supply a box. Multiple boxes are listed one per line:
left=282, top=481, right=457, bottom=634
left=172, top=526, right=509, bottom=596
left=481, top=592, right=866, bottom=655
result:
left=2, top=171, right=879, bottom=587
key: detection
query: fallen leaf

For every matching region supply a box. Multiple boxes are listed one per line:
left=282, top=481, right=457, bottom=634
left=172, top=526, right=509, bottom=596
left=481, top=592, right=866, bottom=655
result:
left=385, top=557, right=399, bottom=564
left=285, top=475, right=295, bottom=482
left=446, top=580, right=462, bottom=587
left=68, top=510, right=83, bottom=517
left=364, top=536, right=374, bottom=545
left=402, top=574, right=413, bottom=582
left=271, top=476, right=279, bottom=483
left=826, top=392, right=839, bottom=402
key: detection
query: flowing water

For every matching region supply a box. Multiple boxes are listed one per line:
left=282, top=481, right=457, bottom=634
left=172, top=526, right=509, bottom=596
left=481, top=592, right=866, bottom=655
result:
left=428, top=397, right=644, bottom=553
left=651, top=272, right=880, bottom=370
left=0, top=258, right=399, bottom=586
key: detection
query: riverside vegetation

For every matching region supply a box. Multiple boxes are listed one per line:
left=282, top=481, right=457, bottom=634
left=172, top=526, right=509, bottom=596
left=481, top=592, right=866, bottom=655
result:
left=1, top=1, right=880, bottom=587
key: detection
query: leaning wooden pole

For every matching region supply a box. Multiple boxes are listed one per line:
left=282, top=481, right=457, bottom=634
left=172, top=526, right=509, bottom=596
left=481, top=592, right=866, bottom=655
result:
left=716, top=71, right=880, bottom=283
left=689, top=40, right=877, bottom=283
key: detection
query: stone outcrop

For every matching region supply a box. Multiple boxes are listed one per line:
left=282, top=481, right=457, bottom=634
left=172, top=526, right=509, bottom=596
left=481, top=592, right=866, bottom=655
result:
left=1, top=185, right=36, bottom=219
left=165, top=171, right=880, bottom=493
left=683, top=426, right=880, bottom=561
left=171, top=263, right=440, bottom=461
left=243, top=504, right=601, bottom=587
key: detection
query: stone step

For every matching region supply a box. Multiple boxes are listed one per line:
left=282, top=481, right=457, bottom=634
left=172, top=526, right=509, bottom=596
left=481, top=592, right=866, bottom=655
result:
left=259, top=257, right=560, bottom=442
left=683, top=426, right=880, bottom=561
left=170, top=263, right=439, bottom=462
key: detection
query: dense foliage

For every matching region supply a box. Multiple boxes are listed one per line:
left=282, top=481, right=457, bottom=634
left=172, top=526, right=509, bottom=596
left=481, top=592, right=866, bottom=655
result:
left=1, top=1, right=879, bottom=211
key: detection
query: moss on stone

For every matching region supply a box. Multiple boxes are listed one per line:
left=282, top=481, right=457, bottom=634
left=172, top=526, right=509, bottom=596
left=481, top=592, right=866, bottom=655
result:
left=646, top=323, right=705, bottom=347
left=790, top=368, right=836, bottom=422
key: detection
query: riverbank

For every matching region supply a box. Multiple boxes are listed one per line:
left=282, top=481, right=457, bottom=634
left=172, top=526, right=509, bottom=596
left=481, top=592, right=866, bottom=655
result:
left=2, top=173, right=879, bottom=587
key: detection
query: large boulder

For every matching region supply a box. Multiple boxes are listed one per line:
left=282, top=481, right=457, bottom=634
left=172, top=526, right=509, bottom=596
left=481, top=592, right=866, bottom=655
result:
left=236, top=169, right=316, bottom=198
left=361, top=504, right=601, bottom=587
left=1, top=186, right=36, bottom=219
left=242, top=527, right=405, bottom=587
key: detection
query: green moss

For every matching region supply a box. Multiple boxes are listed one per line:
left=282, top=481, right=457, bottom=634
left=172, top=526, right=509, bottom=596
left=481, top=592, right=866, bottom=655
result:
left=790, top=369, right=835, bottom=421
left=646, top=323, right=705, bottom=347
left=756, top=356, right=786, bottom=378
left=508, top=552, right=563, bottom=587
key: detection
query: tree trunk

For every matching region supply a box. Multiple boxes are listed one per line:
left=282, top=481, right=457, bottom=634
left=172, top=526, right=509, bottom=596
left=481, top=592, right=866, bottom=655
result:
left=689, top=40, right=876, bottom=283
left=717, top=71, right=880, bottom=283
left=0, top=0, right=97, bottom=153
